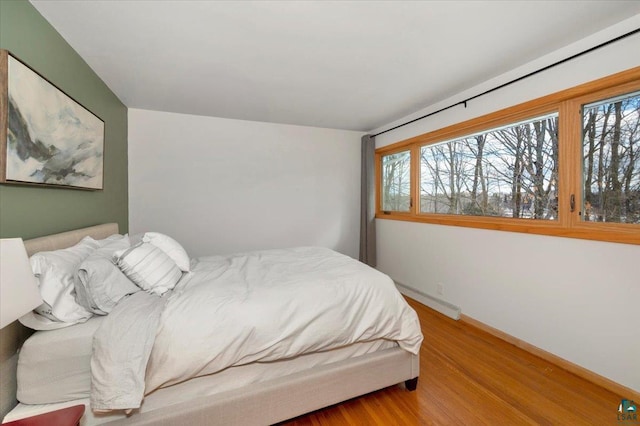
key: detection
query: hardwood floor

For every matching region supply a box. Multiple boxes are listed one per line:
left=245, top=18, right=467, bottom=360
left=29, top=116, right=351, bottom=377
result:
left=282, top=297, right=626, bottom=425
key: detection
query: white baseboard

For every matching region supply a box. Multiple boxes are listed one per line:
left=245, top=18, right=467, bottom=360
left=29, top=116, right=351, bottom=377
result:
left=395, top=281, right=461, bottom=320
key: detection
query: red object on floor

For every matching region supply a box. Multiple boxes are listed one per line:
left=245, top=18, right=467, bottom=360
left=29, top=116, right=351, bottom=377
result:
left=3, top=405, right=85, bottom=426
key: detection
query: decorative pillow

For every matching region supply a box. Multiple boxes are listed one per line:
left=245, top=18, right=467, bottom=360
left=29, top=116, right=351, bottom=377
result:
left=23, top=237, right=99, bottom=329
left=114, top=242, right=182, bottom=296
left=76, top=236, right=140, bottom=315
left=142, top=232, right=190, bottom=272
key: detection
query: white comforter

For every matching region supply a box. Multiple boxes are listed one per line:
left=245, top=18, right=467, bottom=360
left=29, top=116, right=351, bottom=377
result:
left=91, top=247, right=423, bottom=411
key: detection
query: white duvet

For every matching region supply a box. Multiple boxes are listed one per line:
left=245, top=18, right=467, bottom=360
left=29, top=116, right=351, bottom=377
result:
left=90, top=247, right=423, bottom=411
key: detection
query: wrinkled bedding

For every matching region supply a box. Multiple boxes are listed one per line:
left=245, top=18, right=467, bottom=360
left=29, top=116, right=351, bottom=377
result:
left=90, top=247, right=423, bottom=411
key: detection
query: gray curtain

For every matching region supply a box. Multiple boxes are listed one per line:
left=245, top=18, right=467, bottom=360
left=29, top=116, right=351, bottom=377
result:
left=359, top=134, right=376, bottom=266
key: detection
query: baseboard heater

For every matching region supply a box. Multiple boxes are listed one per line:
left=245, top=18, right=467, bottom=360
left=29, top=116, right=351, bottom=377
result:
left=395, top=281, right=461, bottom=320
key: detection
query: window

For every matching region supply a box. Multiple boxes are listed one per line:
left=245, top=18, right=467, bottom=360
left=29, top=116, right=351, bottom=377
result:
left=582, top=91, right=640, bottom=224
left=375, top=67, right=640, bottom=245
left=419, top=114, right=559, bottom=220
left=381, top=150, right=411, bottom=212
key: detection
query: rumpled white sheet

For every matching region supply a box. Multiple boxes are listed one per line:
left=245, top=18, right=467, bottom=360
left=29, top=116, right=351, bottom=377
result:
left=91, top=292, right=166, bottom=410
left=90, top=247, right=423, bottom=411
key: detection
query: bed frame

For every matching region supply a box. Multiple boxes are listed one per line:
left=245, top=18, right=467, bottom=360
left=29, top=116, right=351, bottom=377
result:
left=0, top=223, right=419, bottom=425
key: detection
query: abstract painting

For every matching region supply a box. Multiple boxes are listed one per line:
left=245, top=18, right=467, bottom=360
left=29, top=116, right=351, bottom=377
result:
left=0, top=50, right=104, bottom=189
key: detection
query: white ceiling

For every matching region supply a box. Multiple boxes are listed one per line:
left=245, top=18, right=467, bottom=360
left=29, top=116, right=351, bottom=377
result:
left=30, top=1, right=640, bottom=132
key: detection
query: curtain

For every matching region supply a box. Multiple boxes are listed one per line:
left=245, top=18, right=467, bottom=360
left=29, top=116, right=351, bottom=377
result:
left=359, top=134, right=376, bottom=266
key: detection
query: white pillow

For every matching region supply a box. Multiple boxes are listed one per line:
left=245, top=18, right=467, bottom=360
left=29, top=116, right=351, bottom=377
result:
left=142, top=232, right=190, bottom=272
left=76, top=236, right=139, bottom=315
left=114, top=242, right=182, bottom=296
left=25, top=237, right=98, bottom=328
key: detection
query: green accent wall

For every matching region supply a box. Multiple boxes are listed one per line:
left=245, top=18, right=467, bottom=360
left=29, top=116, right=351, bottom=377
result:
left=0, top=0, right=128, bottom=239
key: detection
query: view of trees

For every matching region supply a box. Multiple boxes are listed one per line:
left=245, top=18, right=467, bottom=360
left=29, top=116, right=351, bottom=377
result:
left=381, top=150, right=410, bottom=211
left=381, top=115, right=560, bottom=220
left=381, top=91, right=640, bottom=225
left=419, top=115, right=558, bottom=220
left=582, top=92, right=640, bottom=223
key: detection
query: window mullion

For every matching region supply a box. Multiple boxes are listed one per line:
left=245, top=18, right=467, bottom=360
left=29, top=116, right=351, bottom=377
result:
left=558, top=100, right=582, bottom=229
left=411, top=145, right=420, bottom=215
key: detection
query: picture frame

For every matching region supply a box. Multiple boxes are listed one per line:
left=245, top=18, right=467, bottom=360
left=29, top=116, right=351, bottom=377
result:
left=0, top=49, right=105, bottom=190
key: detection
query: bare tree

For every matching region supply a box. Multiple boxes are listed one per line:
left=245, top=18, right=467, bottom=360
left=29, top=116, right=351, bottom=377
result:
left=467, top=135, right=488, bottom=215
left=583, top=94, right=640, bottom=223
left=419, top=115, right=559, bottom=220
left=382, top=151, right=410, bottom=211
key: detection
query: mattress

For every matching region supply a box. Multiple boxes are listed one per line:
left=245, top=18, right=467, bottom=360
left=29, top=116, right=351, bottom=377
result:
left=7, top=339, right=397, bottom=425
left=17, top=316, right=105, bottom=404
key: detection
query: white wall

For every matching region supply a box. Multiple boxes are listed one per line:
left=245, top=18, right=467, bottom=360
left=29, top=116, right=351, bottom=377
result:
left=373, top=17, right=640, bottom=392
left=128, top=109, right=363, bottom=258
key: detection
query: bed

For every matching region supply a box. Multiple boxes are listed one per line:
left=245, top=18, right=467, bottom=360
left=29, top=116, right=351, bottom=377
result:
left=1, top=223, right=421, bottom=425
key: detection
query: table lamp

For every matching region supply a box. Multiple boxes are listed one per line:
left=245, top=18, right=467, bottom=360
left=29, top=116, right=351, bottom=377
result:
left=0, top=238, right=42, bottom=329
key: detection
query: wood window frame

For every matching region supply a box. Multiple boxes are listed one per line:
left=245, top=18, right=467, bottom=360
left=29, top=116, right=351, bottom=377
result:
left=375, top=66, right=640, bottom=245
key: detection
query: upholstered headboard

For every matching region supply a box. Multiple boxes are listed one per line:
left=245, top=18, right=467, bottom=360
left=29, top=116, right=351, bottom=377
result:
left=0, top=223, right=119, bottom=420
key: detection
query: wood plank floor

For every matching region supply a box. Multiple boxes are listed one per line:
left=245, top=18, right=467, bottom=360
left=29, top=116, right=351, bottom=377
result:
left=281, top=297, right=626, bottom=425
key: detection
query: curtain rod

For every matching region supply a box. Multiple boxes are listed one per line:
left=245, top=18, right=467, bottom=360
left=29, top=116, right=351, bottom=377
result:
left=372, top=27, right=640, bottom=138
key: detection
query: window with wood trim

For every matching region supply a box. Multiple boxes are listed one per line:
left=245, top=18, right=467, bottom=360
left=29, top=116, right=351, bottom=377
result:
left=381, top=150, right=411, bottom=212
left=375, top=67, right=640, bottom=245
left=418, top=114, right=559, bottom=220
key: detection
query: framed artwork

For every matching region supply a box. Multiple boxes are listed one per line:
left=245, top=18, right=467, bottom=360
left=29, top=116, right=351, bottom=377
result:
left=0, top=49, right=104, bottom=190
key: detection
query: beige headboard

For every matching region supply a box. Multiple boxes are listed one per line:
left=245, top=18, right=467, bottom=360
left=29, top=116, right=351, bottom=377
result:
left=0, top=223, right=119, bottom=420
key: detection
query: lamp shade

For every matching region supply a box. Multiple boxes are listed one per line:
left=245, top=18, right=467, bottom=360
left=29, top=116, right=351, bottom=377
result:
left=0, top=238, right=42, bottom=329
